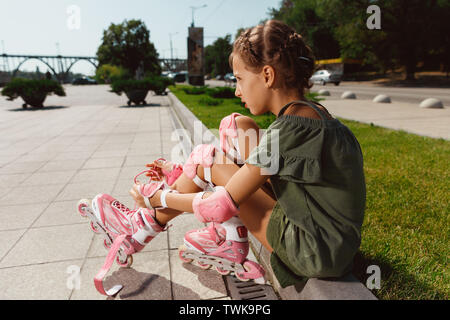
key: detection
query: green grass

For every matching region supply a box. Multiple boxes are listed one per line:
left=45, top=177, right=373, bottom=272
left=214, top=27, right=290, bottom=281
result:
left=170, top=84, right=450, bottom=300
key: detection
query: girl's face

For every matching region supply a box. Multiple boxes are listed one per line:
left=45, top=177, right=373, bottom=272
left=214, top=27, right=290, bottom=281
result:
left=232, top=54, right=270, bottom=115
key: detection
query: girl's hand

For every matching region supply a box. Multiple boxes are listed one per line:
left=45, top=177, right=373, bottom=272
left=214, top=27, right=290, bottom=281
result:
left=145, top=159, right=174, bottom=179
left=129, top=183, right=147, bottom=208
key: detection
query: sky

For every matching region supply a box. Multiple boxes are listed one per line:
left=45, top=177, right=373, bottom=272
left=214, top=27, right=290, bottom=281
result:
left=0, top=0, right=281, bottom=75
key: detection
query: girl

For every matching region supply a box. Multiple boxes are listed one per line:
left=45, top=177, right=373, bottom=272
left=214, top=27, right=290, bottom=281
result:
left=129, top=19, right=366, bottom=289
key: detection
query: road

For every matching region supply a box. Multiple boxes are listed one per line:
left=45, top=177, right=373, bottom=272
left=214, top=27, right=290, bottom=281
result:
left=205, top=80, right=450, bottom=107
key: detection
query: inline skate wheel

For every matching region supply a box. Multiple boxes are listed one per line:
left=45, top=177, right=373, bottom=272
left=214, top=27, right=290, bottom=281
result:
left=178, top=245, right=193, bottom=263
left=116, top=255, right=133, bottom=268
left=103, top=239, right=112, bottom=249
left=235, top=263, right=252, bottom=282
left=215, top=266, right=231, bottom=276
left=77, top=199, right=90, bottom=218
left=197, top=261, right=211, bottom=270
left=90, top=221, right=101, bottom=234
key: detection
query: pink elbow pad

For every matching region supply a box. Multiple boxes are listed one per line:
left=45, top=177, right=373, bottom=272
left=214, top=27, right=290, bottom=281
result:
left=219, top=113, right=242, bottom=154
left=183, top=144, right=216, bottom=179
left=192, top=186, right=239, bottom=223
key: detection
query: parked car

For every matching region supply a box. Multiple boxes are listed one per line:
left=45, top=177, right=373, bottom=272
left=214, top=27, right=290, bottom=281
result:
left=72, top=76, right=97, bottom=85
left=309, top=70, right=342, bottom=86
left=215, top=74, right=224, bottom=80
left=172, top=71, right=188, bottom=83
left=224, top=73, right=236, bottom=83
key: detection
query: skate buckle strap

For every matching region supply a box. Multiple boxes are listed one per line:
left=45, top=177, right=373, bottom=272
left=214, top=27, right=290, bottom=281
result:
left=134, top=169, right=161, bottom=184
left=137, top=180, right=165, bottom=210
left=94, top=233, right=127, bottom=296
left=160, top=189, right=179, bottom=209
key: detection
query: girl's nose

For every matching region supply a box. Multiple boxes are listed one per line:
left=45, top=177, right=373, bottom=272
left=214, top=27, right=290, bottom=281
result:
left=235, top=86, right=242, bottom=98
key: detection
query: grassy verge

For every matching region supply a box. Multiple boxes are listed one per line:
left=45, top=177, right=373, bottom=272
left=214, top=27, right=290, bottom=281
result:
left=169, top=84, right=449, bottom=300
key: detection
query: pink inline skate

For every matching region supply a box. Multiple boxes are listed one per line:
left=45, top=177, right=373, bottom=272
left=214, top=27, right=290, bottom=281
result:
left=179, top=186, right=264, bottom=281
left=178, top=188, right=265, bottom=282
left=77, top=169, right=173, bottom=296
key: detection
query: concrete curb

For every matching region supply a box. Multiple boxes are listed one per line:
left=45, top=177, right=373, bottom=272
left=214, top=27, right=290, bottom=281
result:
left=167, top=90, right=378, bottom=300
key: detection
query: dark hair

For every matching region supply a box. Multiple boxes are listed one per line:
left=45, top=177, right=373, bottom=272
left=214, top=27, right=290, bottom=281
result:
left=229, top=19, right=315, bottom=96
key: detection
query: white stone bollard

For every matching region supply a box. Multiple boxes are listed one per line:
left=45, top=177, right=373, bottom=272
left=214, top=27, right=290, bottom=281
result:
left=419, top=98, right=444, bottom=109
left=341, top=91, right=356, bottom=99
left=373, top=94, right=391, bottom=103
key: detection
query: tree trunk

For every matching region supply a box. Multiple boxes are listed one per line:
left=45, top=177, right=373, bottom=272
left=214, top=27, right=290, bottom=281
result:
left=404, top=62, right=416, bottom=81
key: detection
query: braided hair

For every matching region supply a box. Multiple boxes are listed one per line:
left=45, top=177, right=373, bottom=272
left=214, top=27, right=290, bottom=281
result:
left=229, top=20, right=315, bottom=96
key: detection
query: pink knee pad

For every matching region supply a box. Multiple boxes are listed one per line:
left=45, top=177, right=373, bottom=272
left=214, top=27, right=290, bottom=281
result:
left=183, top=144, right=216, bottom=189
left=219, top=113, right=243, bottom=162
left=192, top=186, right=239, bottom=223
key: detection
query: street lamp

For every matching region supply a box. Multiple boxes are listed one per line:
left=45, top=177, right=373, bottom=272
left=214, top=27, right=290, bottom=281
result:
left=190, top=4, right=207, bottom=27
left=169, top=32, right=179, bottom=61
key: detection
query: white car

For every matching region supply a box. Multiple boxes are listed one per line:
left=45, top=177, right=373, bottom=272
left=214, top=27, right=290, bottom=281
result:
left=310, top=70, right=342, bottom=86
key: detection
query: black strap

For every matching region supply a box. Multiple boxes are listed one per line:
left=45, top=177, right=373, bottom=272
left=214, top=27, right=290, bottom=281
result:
left=277, top=100, right=328, bottom=120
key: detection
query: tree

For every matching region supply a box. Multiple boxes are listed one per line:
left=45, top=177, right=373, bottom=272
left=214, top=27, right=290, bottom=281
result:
left=204, top=35, right=233, bottom=76
left=96, top=19, right=161, bottom=77
left=269, top=0, right=341, bottom=60
left=324, top=0, right=449, bottom=80
left=95, top=64, right=129, bottom=84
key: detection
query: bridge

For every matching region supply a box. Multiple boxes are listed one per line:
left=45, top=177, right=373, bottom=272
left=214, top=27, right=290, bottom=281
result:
left=0, top=54, right=187, bottom=83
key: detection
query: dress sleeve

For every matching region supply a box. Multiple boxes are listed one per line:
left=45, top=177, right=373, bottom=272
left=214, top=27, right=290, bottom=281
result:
left=245, top=126, right=281, bottom=176
left=248, top=120, right=324, bottom=183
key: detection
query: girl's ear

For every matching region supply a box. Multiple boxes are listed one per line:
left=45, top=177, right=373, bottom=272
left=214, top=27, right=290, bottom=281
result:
left=262, top=65, right=275, bottom=88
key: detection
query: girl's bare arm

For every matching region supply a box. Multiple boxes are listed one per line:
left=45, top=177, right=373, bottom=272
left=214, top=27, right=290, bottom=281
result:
left=131, top=163, right=271, bottom=213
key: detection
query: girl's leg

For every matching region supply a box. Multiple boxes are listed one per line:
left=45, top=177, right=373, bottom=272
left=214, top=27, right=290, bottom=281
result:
left=154, top=116, right=276, bottom=252
left=152, top=172, right=203, bottom=226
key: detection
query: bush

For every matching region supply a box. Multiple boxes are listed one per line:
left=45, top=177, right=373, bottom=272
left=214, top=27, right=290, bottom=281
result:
left=206, top=86, right=235, bottom=99
left=147, top=75, right=174, bottom=95
left=95, top=64, right=129, bottom=84
left=181, top=86, right=208, bottom=95
left=198, top=97, right=224, bottom=106
left=110, top=75, right=174, bottom=96
left=1, top=78, right=65, bottom=103
left=109, top=78, right=152, bottom=95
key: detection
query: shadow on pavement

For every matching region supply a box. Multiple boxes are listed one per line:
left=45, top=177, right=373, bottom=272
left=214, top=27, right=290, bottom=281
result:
left=104, top=267, right=200, bottom=300
left=7, top=105, right=69, bottom=112
left=118, top=103, right=161, bottom=108
left=180, top=262, right=228, bottom=299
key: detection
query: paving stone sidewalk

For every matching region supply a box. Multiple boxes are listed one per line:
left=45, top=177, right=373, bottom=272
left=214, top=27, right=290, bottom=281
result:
left=0, top=85, right=229, bottom=300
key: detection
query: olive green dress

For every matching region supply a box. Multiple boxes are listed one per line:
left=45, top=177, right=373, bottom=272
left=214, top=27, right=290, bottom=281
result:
left=245, top=100, right=366, bottom=288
